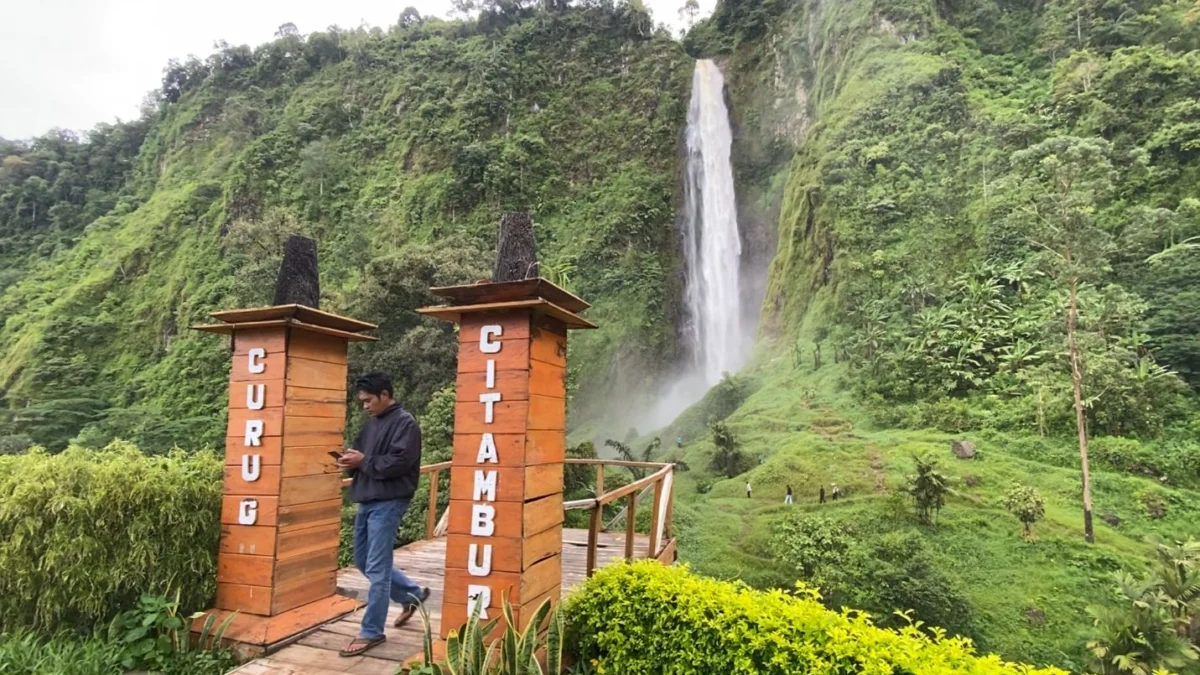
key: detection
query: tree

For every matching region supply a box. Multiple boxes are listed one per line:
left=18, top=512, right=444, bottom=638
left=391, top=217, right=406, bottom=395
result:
left=399, top=7, right=423, bottom=28
left=1007, top=135, right=1118, bottom=544
left=275, top=22, right=299, bottom=38
left=1003, top=483, right=1046, bottom=539
left=679, top=0, right=700, bottom=27
left=604, top=436, right=660, bottom=479
left=298, top=137, right=339, bottom=197
left=708, top=421, right=748, bottom=478
left=906, top=454, right=949, bottom=525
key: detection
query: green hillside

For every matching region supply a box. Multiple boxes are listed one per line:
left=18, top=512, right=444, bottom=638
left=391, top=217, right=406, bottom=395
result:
left=657, top=0, right=1200, bottom=671
left=0, top=3, right=690, bottom=452
left=2, top=0, right=1199, bottom=672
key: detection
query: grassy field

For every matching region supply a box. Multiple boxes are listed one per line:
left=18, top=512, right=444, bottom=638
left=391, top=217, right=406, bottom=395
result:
left=657, top=342, right=1200, bottom=671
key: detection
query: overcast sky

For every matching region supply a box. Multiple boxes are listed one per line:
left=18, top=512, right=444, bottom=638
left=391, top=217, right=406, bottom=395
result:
left=0, top=0, right=713, bottom=141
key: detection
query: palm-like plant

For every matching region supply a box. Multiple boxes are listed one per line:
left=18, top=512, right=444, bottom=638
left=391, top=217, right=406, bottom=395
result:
left=1087, top=572, right=1199, bottom=675
left=906, top=454, right=950, bottom=526
left=1150, top=539, right=1200, bottom=638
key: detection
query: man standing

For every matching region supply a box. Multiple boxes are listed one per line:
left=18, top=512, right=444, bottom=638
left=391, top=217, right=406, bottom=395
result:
left=819, top=485, right=826, bottom=504
left=784, top=485, right=793, bottom=504
left=338, top=372, right=430, bottom=657
left=746, top=480, right=752, bottom=499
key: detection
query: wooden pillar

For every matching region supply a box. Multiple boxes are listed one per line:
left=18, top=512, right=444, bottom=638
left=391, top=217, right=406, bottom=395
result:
left=191, top=305, right=375, bottom=653
left=419, top=279, right=595, bottom=638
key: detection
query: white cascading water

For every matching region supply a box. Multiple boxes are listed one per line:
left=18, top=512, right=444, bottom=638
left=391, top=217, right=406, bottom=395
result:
left=641, top=59, right=747, bottom=431
left=682, top=59, right=744, bottom=385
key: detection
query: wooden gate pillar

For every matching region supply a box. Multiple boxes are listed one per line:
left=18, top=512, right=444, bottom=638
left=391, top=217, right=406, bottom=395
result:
left=419, top=280, right=595, bottom=637
left=190, top=304, right=375, bottom=653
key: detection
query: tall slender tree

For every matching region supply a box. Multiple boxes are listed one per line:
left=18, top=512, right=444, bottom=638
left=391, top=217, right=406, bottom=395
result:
left=1005, top=135, right=1117, bottom=543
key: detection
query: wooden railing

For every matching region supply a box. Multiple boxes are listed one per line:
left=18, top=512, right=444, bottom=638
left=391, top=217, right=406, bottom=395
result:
left=563, top=459, right=676, bottom=577
left=341, top=458, right=676, bottom=576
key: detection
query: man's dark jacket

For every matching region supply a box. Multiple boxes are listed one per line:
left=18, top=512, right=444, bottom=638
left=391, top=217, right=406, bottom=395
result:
left=348, top=403, right=422, bottom=503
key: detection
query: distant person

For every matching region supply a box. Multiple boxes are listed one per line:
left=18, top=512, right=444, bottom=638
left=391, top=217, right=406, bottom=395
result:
left=338, top=372, right=430, bottom=657
left=831, top=483, right=841, bottom=501
left=676, top=435, right=684, bottom=449
left=819, top=485, right=826, bottom=504
left=746, top=480, right=752, bottom=499
left=784, top=485, right=794, bottom=505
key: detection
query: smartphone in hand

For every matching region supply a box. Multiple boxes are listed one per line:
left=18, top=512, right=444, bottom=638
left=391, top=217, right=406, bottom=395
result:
left=328, top=450, right=344, bottom=461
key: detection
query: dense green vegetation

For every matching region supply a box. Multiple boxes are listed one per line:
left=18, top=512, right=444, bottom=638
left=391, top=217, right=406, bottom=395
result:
left=0, top=0, right=691, bottom=453
left=642, top=0, right=1200, bottom=670
left=3, top=0, right=1200, bottom=671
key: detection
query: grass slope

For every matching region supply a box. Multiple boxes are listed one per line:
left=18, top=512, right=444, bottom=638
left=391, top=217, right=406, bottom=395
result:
left=667, top=328, right=1200, bottom=670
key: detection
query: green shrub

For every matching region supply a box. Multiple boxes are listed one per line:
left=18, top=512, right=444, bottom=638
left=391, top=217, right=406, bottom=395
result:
left=0, top=443, right=222, bottom=631
left=566, top=561, right=1063, bottom=675
left=770, top=514, right=977, bottom=640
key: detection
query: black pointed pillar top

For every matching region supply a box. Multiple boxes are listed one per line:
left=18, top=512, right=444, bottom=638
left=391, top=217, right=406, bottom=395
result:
left=492, top=212, right=538, bottom=282
left=272, top=235, right=320, bottom=308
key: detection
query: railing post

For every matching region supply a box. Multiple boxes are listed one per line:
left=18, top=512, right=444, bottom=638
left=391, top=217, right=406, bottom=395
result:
left=425, top=468, right=439, bottom=540
left=664, top=481, right=675, bottom=541
left=625, top=493, right=637, bottom=560
left=648, top=475, right=664, bottom=559
left=595, top=464, right=604, bottom=502
left=587, top=503, right=601, bottom=577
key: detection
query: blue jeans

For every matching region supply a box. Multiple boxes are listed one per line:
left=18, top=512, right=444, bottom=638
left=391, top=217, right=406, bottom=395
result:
left=354, top=498, right=424, bottom=639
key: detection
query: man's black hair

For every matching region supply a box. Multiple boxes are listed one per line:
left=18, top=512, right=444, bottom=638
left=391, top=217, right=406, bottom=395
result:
left=355, top=372, right=394, bottom=399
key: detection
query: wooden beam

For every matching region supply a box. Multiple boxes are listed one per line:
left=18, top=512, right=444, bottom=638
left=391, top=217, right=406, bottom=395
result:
left=425, top=468, right=440, bottom=539
left=649, top=476, right=664, bottom=559
left=586, top=507, right=601, bottom=577
left=624, top=494, right=636, bottom=560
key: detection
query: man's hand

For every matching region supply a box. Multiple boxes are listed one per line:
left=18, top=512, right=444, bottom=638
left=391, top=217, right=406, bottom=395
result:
left=338, top=449, right=364, bottom=470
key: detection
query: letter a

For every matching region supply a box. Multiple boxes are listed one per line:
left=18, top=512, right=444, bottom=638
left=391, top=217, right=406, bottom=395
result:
left=471, top=504, right=495, bottom=536
left=468, top=544, right=493, bottom=577
left=476, top=433, right=498, bottom=463
left=244, top=419, right=263, bottom=446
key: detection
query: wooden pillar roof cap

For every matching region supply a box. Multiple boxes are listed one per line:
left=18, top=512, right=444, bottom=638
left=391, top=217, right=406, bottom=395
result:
left=190, top=304, right=378, bottom=341
left=418, top=278, right=596, bottom=330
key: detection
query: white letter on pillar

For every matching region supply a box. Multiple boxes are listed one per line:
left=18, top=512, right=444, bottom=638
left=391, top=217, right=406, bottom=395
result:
left=473, top=470, right=497, bottom=501
left=480, top=325, right=502, bottom=354
left=467, top=585, right=492, bottom=619
left=247, top=348, right=266, bottom=374
left=241, top=454, right=261, bottom=481
left=244, top=419, right=263, bottom=446
left=468, top=544, right=493, bottom=577
left=238, top=498, right=258, bottom=525
left=246, top=383, right=265, bottom=410
left=486, top=359, right=495, bottom=389
left=480, top=392, right=501, bottom=423
left=476, top=433, right=498, bottom=464
left=471, top=504, right=496, bottom=536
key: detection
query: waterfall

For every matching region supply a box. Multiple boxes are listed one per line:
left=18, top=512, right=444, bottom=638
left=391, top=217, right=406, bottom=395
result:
left=681, top=59, right=745, bottom=386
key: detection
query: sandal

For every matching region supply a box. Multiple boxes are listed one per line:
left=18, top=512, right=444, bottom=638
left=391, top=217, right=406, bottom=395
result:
left=340, top=635, right=386, bottom=657
left=393, top=587, right=432, bottom=628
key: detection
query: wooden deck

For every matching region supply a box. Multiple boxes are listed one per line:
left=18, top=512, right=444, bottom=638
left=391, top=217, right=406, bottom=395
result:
left=229, top=529, right=651, bottom=675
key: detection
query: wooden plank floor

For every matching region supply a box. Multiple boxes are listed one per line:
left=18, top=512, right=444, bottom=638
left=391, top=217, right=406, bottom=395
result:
left=230, top=529, right=649, bottom=675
